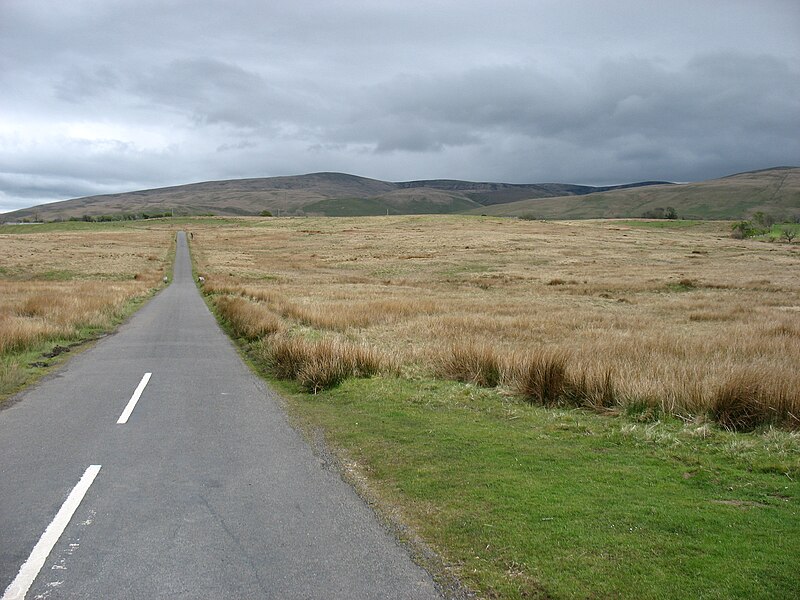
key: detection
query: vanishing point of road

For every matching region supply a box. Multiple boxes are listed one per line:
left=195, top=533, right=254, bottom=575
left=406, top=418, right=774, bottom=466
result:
left=0, top=232, right=442, bottom=599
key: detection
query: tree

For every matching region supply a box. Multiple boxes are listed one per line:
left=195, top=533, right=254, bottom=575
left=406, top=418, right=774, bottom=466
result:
left=260, top=210, right=273, bottom=217
left=664, top=206, right=678, bottom=220
left=641, top=207, right=665, bottom=219
left=781, top=226, right=797, bottom=243
left=752, top=211, right=775, bottom=229
left=730, top=221, right=755, bottom=239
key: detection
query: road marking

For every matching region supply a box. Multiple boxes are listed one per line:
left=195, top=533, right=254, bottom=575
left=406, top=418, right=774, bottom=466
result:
left=117, top=372, right=152, bottom=424
left=2, top=465, right=101, bottom=600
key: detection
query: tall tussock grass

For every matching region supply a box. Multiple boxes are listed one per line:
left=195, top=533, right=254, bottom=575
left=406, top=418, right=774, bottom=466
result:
left=0, top=357, right=26, bottom=396
left=0, top=315, right=65, bottom=355
left=1, top=281, right=150, bottom=358
left=279, top=298, right=436, bottom=331
left=711, top=370, right=799, bottom=431
left=507, top=350, right=575, bottom=407
left=256, top=335, right=394, bottom=393
left=435, top=342, right=502, bottom=387
left=19, top=286, right=128, bottom=327
left=215, top=296, right=284, bottom=340
left=436, top=344, right=618, bottom=410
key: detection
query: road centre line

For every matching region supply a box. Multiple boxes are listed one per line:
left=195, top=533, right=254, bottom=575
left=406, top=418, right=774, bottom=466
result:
left=116, top=372, right=152, bottom=424
left=2, top=465, right=102, bottom=600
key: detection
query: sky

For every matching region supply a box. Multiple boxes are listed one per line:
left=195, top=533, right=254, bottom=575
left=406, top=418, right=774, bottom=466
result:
left=1, top=0, right=799, bottom=213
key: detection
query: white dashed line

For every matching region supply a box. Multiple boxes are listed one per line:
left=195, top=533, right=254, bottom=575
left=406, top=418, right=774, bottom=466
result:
left=2, top=465, right=101, bottom=600
left=116, top=373, right=152, bottom=424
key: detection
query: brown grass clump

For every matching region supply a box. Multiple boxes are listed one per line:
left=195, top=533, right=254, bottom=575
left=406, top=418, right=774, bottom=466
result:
left=0, top=314, right=63, bottom=354
left=297, top=350, right=352, bottom=394
left=571, top=367, right=618, bottom=410
left=711, top=372, right=770, bottom=431
left=18, top=284, right=132, bottom=327
left=215, top=296, right=284, bottom=340
left=507, top=350, right=573, bottom=407
left=435, top=342, right=502, bottom=387
left=0, top=357, right=26, bottom=396
left=257, top=335, right=393, bottom=393
left=711, top=371, right=800, bottom=431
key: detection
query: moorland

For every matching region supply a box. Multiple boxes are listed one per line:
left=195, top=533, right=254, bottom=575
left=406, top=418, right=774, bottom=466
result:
left=187, top=215, right=799, bottom=599
left=1, top=214, right=798, bottom=599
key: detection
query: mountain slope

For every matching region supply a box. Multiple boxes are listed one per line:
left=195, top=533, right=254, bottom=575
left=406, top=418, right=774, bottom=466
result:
left=0, top=172, right=669, bottom=221
left=466, top=167, right=800, bottom=220
left=2, top=168, right=797, bottom=221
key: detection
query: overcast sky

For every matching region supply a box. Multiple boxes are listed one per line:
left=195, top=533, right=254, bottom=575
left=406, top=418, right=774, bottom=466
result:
left=1, top=0, right=799, bottom=212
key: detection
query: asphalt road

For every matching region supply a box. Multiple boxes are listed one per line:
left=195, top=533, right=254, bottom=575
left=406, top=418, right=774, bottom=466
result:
left=0, top=232, right=441, bottom=599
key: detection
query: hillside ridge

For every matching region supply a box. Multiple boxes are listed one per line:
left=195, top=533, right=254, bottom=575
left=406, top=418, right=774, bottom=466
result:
left=2, top=167, right=797, bottom=221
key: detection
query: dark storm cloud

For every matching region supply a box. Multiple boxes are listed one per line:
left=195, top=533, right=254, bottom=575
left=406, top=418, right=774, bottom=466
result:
left=0, top=0, right=798, bottom=211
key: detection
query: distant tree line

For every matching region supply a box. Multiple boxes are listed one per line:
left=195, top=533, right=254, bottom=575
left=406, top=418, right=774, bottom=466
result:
left=641, top=206, right=678, bottom=219
left=68, top=212, right=175, bottom=222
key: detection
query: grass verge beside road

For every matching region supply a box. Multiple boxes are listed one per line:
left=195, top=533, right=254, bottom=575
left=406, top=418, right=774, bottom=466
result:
left=276, top=375, right=799, bottom=599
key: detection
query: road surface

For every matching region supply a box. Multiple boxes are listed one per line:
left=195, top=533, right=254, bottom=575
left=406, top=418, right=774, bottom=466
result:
left=0, top=232, right=441, bottom=599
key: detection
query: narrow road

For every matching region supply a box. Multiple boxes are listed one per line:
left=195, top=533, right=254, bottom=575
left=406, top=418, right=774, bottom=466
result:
left=0, top=232, right=441, bottom=599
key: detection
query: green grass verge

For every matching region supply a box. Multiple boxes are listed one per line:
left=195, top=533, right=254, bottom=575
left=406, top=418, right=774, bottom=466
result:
left=273, top=376, right=799, bottom=599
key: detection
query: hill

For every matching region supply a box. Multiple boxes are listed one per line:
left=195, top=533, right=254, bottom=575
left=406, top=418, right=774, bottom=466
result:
left=467, top=167, right=800, bottom=221
left=0, top=172, right=668, bottom=222
left=2, top=168, right=797, bottom=222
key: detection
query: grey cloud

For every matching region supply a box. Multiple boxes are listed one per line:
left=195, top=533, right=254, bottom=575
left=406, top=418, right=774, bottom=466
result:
left=55, top=66, right=121, bottom=103
left=132, top=59, right=275, bottom=128
left=316, top=53, right=799, bottom=176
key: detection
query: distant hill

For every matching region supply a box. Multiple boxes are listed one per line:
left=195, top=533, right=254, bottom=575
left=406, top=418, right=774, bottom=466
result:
left=0, top=172, right=669, bottom=221
left=466, top=167, right=800, bottom=221
left=2, top=167, right=797, bottom=222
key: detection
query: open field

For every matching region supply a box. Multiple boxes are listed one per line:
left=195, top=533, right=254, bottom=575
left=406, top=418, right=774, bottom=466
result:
left=0, top=222, right=174, bottom=400
left=192, top=215, right=800, bottom=598
left=192, top=215, right=800, bottom=430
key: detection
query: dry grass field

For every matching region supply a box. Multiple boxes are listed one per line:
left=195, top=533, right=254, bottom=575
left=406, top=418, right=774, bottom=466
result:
left=191, top=215, right=800, bottom=430
left=0, top=224, right=174, bottom=396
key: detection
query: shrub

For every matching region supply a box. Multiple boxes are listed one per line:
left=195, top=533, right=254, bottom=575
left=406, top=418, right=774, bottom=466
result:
left=730, top=221, right=755, bottom=239
left=752, top=211, right=775, bottom=229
